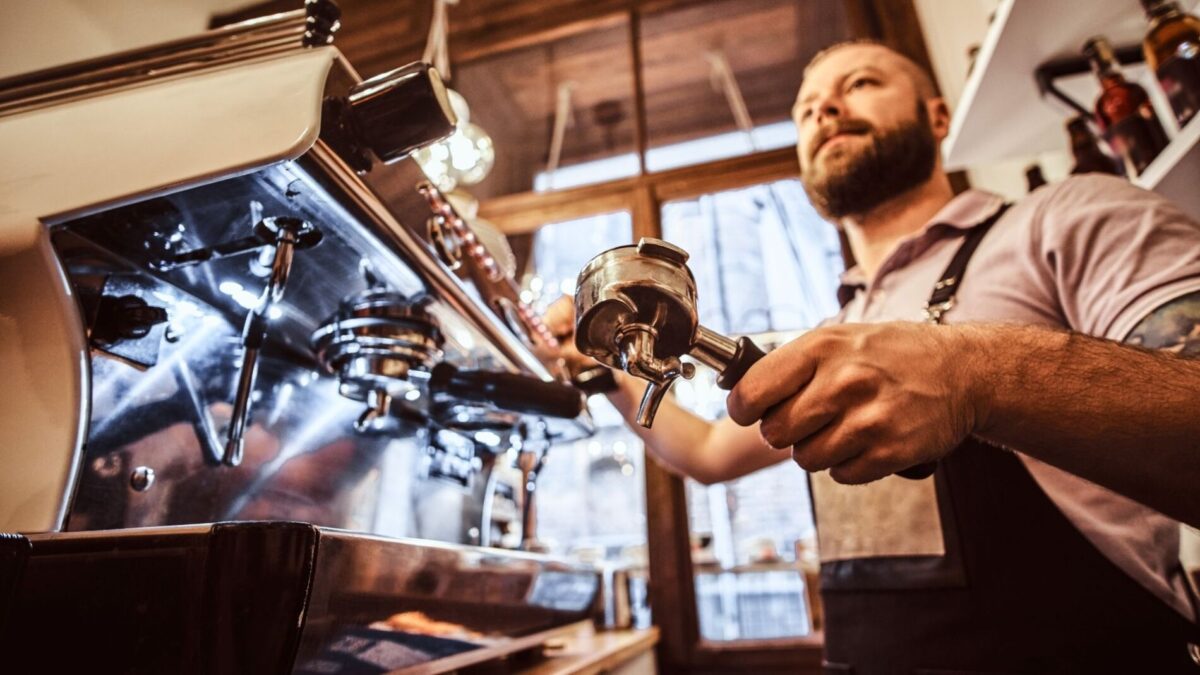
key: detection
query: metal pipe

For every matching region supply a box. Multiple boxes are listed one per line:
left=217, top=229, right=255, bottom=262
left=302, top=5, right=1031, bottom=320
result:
left=224, top=219, right=315, bottom=466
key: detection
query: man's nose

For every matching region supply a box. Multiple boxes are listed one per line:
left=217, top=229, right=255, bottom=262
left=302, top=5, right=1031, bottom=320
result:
left=814, top=97, right=843, bottom=124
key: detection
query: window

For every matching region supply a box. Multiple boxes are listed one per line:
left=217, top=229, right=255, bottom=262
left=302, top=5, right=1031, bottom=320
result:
left=521, top=212, right=650, bottom=571
left=523, top=211, right=633, bottom=309
left=661, top=179, right=842, bottom=335
left=661, top=178, right=842, bottom=641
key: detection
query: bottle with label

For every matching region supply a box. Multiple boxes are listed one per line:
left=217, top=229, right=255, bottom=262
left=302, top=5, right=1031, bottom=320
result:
left=1083, top=36, right=1170, bottom=176
left=1142, top=0, right=1200, bottom=127
left=1065, top=115, right=1124, bottom=176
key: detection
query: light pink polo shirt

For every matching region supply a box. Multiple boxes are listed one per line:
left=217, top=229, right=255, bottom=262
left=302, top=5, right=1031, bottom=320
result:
left=836, top=173, right=1200, bottom=619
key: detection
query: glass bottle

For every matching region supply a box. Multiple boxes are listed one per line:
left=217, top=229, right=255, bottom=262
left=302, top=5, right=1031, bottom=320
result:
left=1065, top=115, right=1124, bottom=176
left=1024, top=164, right=1047, bottom=192
left=1083, top=36, right=1170, bottom=176
left=1142, top=0, right=1200, bottom=126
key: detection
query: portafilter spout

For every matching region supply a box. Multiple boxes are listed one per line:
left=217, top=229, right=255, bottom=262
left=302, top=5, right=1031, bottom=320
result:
left=574, top=237, right=935, bottom=481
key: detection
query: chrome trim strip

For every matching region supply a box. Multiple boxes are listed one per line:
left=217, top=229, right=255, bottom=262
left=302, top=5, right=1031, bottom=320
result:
left=0, top=10, right=308, bottom=114
left=20, top=523, right=215, bottom=541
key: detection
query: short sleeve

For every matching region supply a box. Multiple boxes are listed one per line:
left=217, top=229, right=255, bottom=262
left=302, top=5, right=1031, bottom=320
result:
left=1030, top=174, right=1200, bottom=340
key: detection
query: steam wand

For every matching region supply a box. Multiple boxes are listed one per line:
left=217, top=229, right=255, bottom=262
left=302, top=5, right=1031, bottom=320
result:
left=223, top=217, right=322, bottom=467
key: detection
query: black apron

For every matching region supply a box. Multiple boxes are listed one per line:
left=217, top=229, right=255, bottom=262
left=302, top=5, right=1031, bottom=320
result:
left=820, top=207, right=1200, bottom=674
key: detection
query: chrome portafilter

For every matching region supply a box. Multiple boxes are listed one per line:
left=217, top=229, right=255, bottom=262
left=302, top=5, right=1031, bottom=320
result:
left=574, top=237, right=935, bottom=481
left=311, top=289, right=444, bottom=431
left=574, top=238, right=765, bottom=427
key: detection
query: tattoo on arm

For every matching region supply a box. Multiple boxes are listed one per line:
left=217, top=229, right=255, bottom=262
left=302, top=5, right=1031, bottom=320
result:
left=1123, top=290, right=1200, bottom=356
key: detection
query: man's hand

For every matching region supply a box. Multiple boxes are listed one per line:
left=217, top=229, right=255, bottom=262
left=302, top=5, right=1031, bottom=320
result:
left=726, top=322, right=983, bottom=484
left=543, top=295, right=596, bottom=378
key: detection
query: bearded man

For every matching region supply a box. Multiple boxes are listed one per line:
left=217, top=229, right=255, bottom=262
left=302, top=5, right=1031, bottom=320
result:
left=548, top=40, right=1200, bottom=672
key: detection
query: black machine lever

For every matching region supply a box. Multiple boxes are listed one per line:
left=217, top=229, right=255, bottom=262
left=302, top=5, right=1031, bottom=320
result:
left=429, top=363, right=586, bottom=420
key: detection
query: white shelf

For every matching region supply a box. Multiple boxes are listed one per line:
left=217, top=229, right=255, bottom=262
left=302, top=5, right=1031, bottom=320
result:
left=1136, top=112, right=1200, bottom=218
left=943, top=0, right=1196, bottom=170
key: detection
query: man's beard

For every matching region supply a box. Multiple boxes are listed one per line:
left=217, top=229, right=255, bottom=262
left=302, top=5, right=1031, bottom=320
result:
left=801, top=104, right=938, bottom=220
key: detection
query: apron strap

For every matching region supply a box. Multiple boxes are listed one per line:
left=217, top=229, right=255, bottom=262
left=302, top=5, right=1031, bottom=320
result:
left=923, top=203, right=1012, bottom=324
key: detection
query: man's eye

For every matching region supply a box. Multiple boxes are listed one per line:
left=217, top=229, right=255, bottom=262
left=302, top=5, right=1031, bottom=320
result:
left=848, top=78, right=875, bottom=91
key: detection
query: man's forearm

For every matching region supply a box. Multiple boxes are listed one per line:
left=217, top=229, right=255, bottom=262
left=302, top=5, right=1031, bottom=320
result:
left=606, top=371, right=783, bottom=484
left=961, top=324, right=1200, bottom=526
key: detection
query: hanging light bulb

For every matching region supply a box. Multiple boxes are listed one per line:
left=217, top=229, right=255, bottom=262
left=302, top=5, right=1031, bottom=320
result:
left=448, top=122, right=495, bottom=185
left=414, top=140, right=457, bottom=191
left=413, top=88, right=494, bottom=189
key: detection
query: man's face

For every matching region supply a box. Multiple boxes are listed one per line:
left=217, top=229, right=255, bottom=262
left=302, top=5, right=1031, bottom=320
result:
left=793, top=45, right=944, bottom=220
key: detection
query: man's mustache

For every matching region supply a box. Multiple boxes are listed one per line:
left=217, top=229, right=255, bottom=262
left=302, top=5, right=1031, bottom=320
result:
left=811, top=119, right=874, bottom=159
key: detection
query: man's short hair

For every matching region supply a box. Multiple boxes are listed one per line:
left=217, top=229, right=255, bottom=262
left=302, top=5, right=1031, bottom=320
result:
left=804, top=39, right=939, bottom=101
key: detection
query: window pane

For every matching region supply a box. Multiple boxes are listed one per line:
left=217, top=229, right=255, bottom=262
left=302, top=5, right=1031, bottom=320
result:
left=661, top=179, right=843, bottom=335
left=523, top=211, right=634, bottom=309
left=640, top=0, right=852, bottom=172
left=662, top=179, right=841, bottom=641
left=679, top=355, right=820, bottom=641
left=522, top=211, right=647, bottom=566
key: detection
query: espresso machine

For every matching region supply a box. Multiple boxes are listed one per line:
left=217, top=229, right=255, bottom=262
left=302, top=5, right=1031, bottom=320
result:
left=0, top=4, right=600, bottom=673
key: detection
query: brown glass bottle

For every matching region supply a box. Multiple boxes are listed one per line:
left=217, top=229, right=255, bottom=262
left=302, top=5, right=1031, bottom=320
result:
left=1024, top=164, right=1047, bottom=192
left=1065, top=115, right=1124, bottom=176
left=1142, top=0, right=1200, bottom=126
left=1083, top=36, right=1169, bottom=176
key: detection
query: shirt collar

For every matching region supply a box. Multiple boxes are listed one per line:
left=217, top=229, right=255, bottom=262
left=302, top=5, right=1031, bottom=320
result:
left=838, top=189, right=1006, bottom=289
left=926, top=189, right=1007, bottom=232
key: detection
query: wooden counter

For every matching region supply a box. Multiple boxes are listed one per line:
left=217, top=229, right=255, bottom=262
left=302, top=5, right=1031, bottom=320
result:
left=518, top=624, right=658, bottom=675
left=458, top=623, right=659, bottom=675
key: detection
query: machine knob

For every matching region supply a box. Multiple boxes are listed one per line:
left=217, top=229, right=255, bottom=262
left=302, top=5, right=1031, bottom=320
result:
left=303, top=0, right=342, bottom=47
left=344, top=62, right=458, bottom=165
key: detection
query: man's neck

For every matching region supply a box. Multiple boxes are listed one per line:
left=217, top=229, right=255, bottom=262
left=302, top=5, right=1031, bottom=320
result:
left=840, top=173, right=955, bottom=281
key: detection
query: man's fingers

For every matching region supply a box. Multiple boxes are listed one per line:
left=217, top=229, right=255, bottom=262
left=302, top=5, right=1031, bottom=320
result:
left=758, top=392, right=839, bottom=450
left=789, top=416, right=877, bottom=473
left=827, top=447, right=913, bottom=485
left=543, top=296, right=576, bottom=334
left=727, top=335, right=821, bottom=426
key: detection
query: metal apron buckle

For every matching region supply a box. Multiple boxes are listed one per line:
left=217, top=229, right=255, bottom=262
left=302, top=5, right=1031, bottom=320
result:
left=923, top=298, right=954, bottom=324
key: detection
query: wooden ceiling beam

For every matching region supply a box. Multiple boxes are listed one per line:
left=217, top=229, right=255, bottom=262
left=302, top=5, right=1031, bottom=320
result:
left=335, top=0, right=716, bottom=76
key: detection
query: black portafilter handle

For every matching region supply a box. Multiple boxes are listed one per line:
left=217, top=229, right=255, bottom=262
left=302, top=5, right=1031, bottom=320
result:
left=713, top=336, right=767, bottom=391
left=429, top=363, right=586, bottom=419
left=896, top=463, right=938, bottom=480
left=708, top=336, right=936, bottom=481
left=572, top=365, right=619, bottom=395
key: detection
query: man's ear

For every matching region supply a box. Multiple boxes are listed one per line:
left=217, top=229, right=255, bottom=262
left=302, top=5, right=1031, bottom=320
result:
left=926, top=97, right=951, bottom=141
